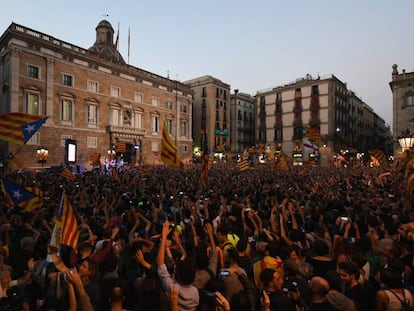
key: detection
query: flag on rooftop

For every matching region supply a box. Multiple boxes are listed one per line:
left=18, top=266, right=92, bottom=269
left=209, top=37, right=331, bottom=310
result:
left=0, top=113, right=48, bottom=145
left=55, top=192, right=79, bottom=250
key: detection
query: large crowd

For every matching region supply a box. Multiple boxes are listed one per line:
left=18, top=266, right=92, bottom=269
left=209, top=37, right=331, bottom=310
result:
left=0, top=160, right=413, bottom=311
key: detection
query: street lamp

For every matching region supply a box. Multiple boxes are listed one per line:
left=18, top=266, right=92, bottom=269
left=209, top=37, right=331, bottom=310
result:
left=36, top=146, right=48, bottom=167
left=398, top=128, right=414, bottom=155
left=107, top=149, right=116, bottom=159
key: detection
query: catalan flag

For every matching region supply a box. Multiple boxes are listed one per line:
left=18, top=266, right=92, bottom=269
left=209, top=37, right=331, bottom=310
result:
left=237, top=159, right=250, bottom=171
left=55, top=192, right=79, bottom=250
left=20, top=186, right=43, bottom=212
left=0, top=113, right=48, bottom=145
left=369, top=149, right=386, bottom=167
left=160, top=122, right=185, bottom=168
left=1, top=179, right=37, bottom=208
left=60, top=167, right=76, bottom=181
left=90, top=152, right=101, bottom=166
left=201, top=135, right=209, bottom=187
left=303, top=126, right=321, bottom=142
left=274, top=150, right=289, bottom=171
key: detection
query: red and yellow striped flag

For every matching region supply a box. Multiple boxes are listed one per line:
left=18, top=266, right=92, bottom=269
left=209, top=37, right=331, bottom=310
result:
left=0, top=113, right=48, bottom=145
left=303, top=126, right=321, bottom=142
left=369, top=149, right=386, bottom=167
left=20, top=186, right=43, bottom=212
left=160, top=123, right=186, bottom=169
left=60, top=167, right=76, bottom=181
left=274, top=151, right=288, bottom=171
left=56, top=192, right=79, bottom=250
left=237, top=159, right=250, bottom=171
left=90, top=152, right=101, bottom=165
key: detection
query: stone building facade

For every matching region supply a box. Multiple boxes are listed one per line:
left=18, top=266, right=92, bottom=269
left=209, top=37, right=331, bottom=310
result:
left=230, top=90, right=255, bottom=154
left=390, top=64, right=414, bottom=153
left=256, top=74, right=390, bottom=166
left=0, top=21, right=193, bottom=169
left=183, top=75, right=230, bottom=158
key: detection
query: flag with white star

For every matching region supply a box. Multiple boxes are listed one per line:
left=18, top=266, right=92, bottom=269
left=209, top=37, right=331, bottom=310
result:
left=1, top=179, right=37, bottom=207
left=0, top=113, right=48, bottom=145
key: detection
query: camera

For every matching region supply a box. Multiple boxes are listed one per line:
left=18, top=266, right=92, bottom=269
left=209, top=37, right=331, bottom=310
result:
left=283, top=280, right=298, bottom=293
left=219, top=270, right=230, bottom=277
left=341, top=217, right=349, bottom=222
left=60, top=272, right=68, bottom=282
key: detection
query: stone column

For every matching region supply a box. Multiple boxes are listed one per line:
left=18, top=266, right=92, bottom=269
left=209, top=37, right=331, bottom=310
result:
left=10, top=48, right=20, bottom=112
left=45, top=58, right=54, bottom=123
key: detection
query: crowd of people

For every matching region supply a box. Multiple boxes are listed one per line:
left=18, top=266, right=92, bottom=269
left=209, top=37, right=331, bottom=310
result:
left=0, top=159, right=413, bottom=311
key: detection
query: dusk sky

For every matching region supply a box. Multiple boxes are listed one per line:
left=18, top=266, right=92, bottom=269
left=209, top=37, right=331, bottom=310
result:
left=2, top=0, right=413, bottom=130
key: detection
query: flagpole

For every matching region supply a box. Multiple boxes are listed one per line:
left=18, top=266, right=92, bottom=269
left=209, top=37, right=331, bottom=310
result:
left=128, top=27, right=130, bottom=64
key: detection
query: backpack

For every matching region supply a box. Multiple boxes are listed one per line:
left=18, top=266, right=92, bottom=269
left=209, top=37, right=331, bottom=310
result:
left=387, top=289, right=414, bottom=311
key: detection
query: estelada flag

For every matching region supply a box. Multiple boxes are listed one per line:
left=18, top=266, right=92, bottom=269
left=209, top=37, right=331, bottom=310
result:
left=20, top=186, right=43, bottom=212
left=60, top=167, right=76, bottom=181
left=0, top=113, right=48, bottom=145
left=303, top=126, right=321, bottom=142
left=55, top=192, right=79, bottom=250
left=0, top=179, right=37, bottom=208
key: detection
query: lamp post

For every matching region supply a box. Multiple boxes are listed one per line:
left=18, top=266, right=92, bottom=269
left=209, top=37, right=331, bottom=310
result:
left=107, top=149, right=116, bottom=159
left=36, top=146, right=48, bottom=167
left=398, top=128, right=414, bottom=156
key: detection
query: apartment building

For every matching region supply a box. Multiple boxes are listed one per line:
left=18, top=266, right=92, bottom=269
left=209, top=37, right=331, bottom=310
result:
left=256, top=74, right=390, bottom=166
left=183, top=75, right=230, bottom=159
left=230, top=90, right=255, bottom=153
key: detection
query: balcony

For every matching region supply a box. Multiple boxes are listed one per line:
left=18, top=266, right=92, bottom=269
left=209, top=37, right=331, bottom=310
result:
left=106, top=125, right=147, bottom=136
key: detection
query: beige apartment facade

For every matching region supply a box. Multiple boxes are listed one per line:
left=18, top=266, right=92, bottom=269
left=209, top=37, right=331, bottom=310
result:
left=184, top=75, right=230, bottom=158
left=256, top=74, right=391, bottom=166
left=230, top=90, right=255, bottom=154
left=0, top=21, right=193, bottom=169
